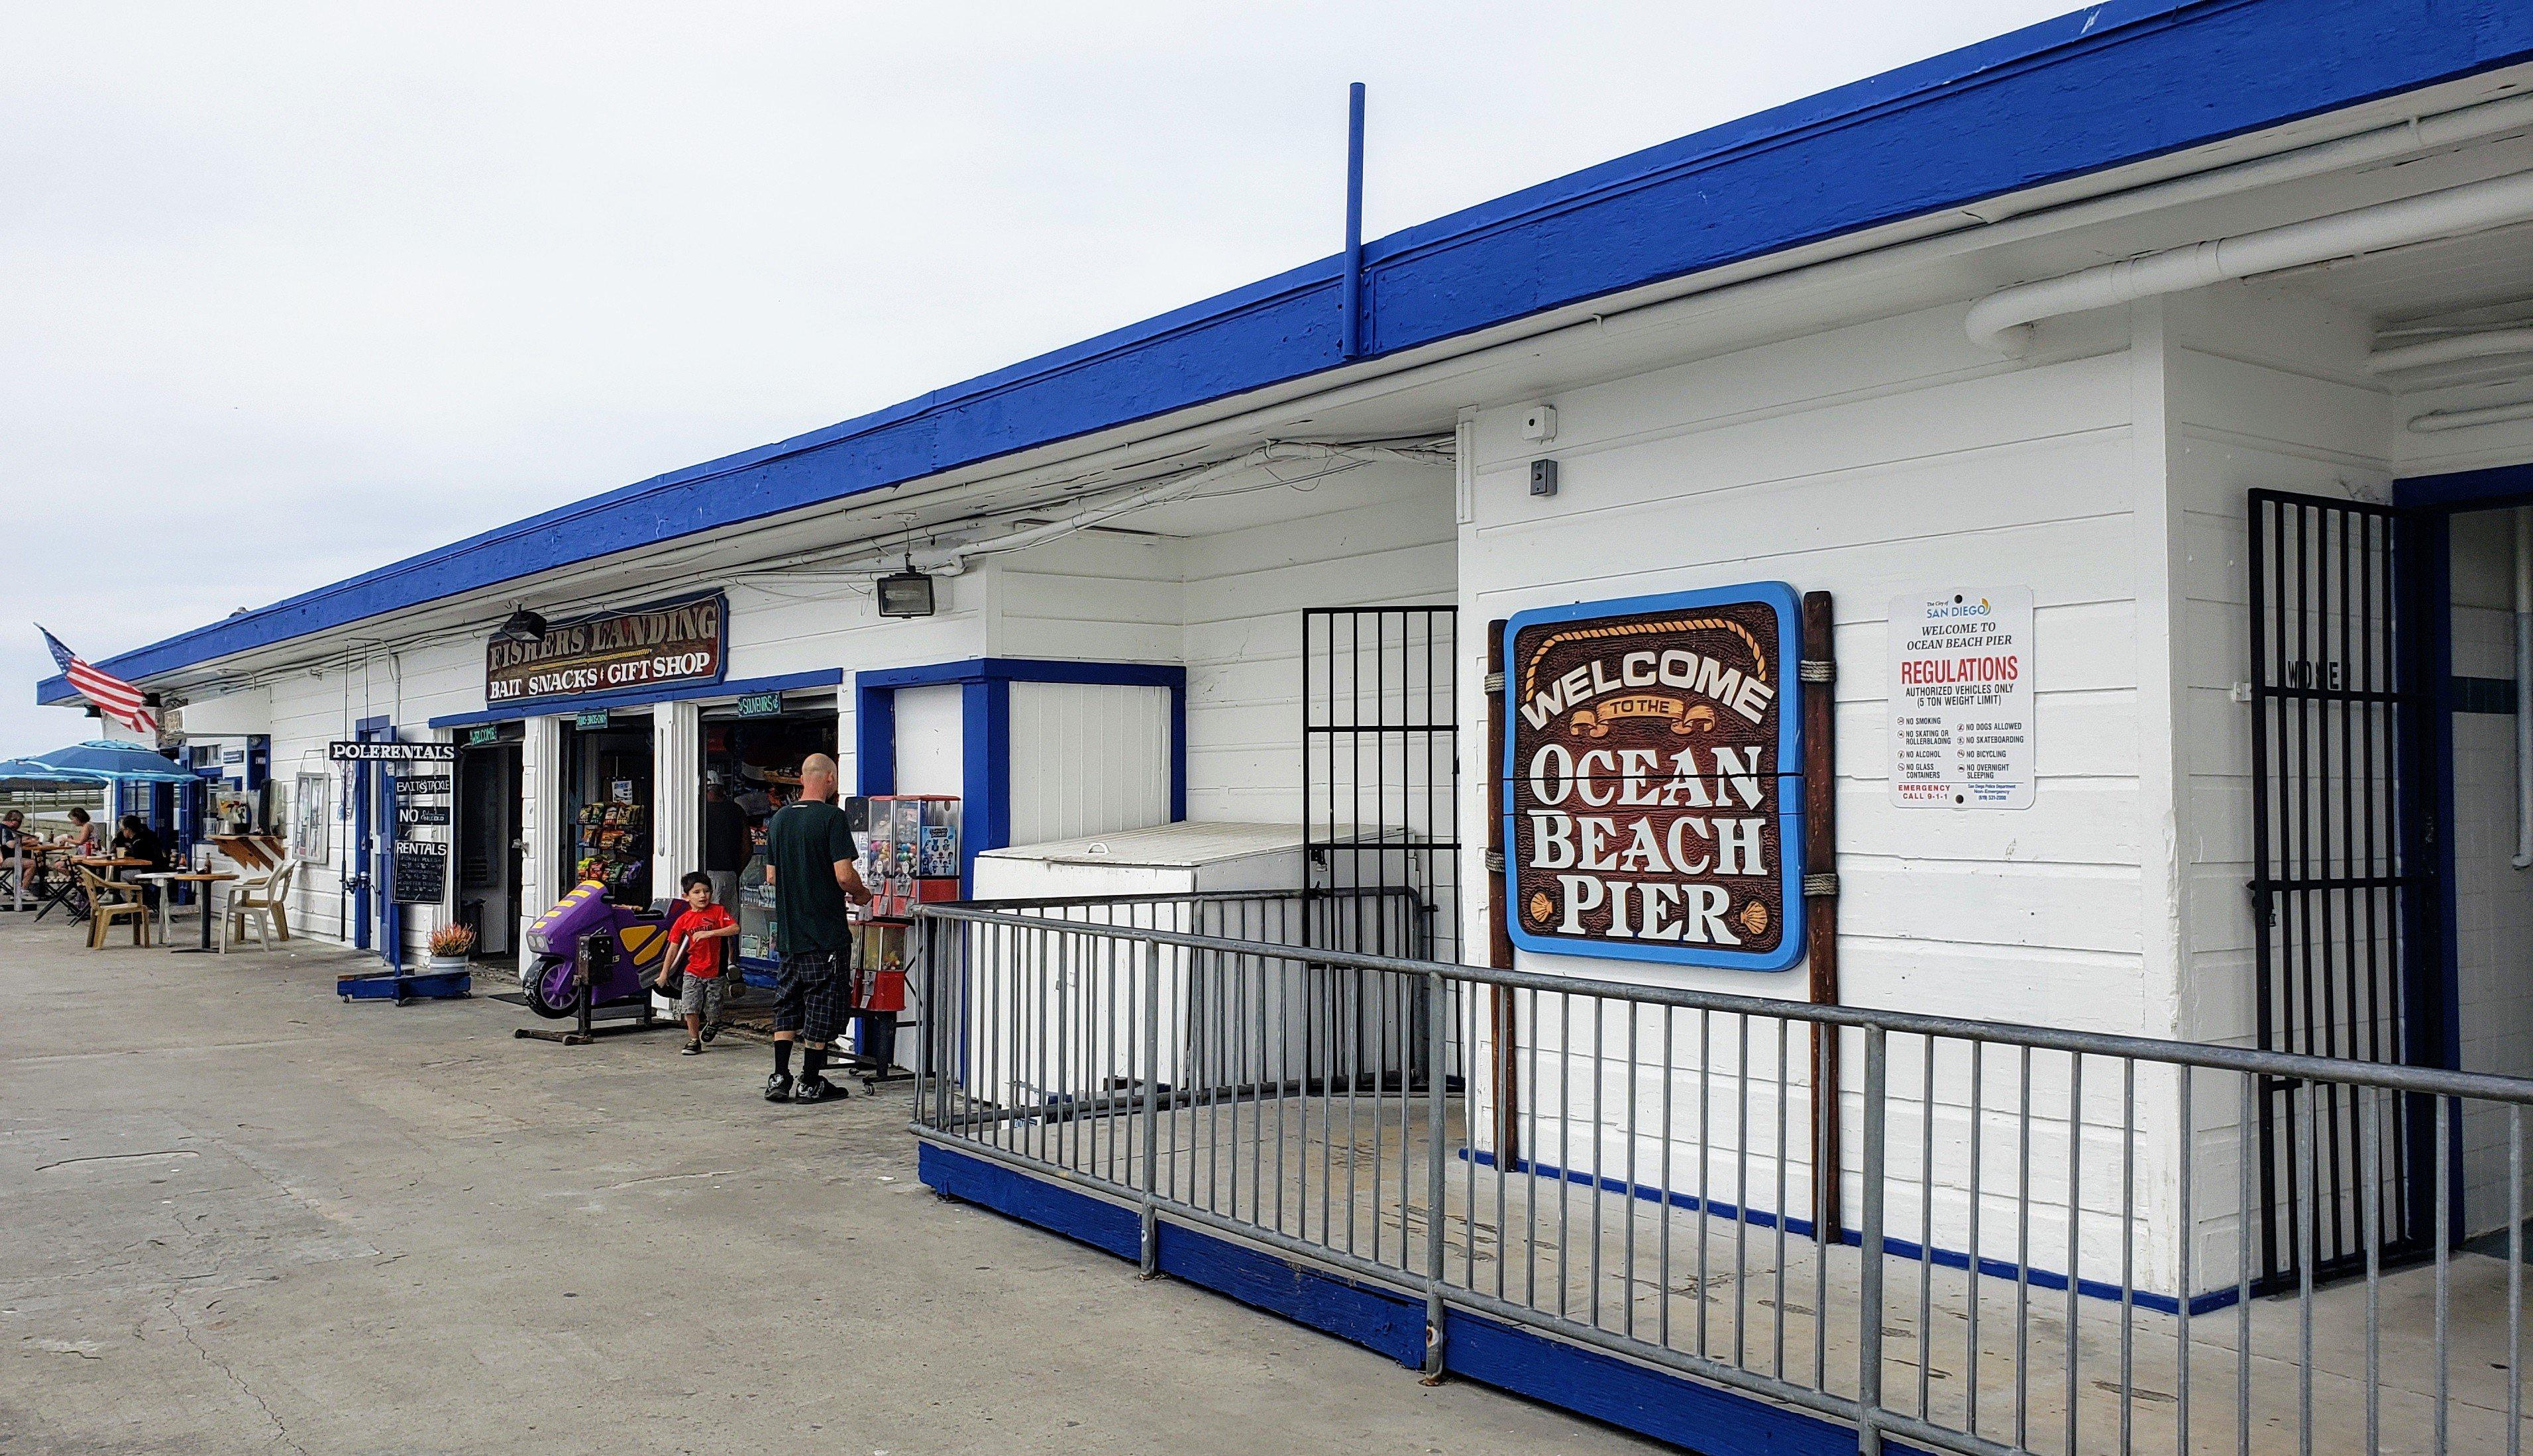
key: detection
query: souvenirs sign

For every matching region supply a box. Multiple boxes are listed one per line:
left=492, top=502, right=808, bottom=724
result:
left=1503, top=584, right=1804, bottom=972
left=484, top=592, right=727, bottom=705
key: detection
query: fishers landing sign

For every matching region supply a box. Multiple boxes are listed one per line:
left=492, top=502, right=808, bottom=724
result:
left=1503, top=584, right=1805, bottom=972
left=484, top=592, right=728, bottom=705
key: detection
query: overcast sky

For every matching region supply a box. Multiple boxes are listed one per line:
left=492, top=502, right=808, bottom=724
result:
left=0, top=1, right=2072, bottom=757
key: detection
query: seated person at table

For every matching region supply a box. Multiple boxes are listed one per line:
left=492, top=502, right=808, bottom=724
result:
left=1, top=810, right=22, bottom=852
left=113, top=815, right=168, bottom=868
left=58, top=807, right=96, bottom=854
left=112, top=817, right=170, bottom=907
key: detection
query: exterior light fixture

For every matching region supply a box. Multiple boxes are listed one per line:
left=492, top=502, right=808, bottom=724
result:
left=493, top=607, right=549, bottom=644
left=876, top=569, right=935, bottom=619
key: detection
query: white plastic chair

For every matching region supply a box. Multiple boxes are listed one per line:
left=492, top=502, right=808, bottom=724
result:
left=222, top=858, right=297, bottom=951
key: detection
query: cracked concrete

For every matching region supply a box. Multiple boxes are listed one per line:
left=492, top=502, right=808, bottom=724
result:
left=0, top=914, right=1650, bottom=1455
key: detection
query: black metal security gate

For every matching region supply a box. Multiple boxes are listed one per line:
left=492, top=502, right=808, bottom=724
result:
left=2245, top=489, right=2434, bottom=1290
left=1301, top=606, right=1462, bottom=966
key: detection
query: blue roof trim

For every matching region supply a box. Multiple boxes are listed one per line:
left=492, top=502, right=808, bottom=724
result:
left=44, top=0, right=2533, bottom=704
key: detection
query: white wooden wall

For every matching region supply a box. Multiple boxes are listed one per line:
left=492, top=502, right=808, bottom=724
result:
left=1460, top=300, right=2178, bottom=1290
left=993, top=464, right=1457, bottom=831
left=892, top=685, right=963, bottom=797
left=1006, top=682, right=1170, bottom=846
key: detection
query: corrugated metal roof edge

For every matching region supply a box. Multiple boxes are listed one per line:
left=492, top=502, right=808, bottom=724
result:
left=40, top=0, right=2533, bottom=704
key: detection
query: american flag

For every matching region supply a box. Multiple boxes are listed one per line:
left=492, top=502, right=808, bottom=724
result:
left=37, top=626, right=157, bottom=736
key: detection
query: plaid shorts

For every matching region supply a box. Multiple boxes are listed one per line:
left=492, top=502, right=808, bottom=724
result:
left=773, top=949, right=848, bottom=1045
left=676, top=972, right=728, bottom=1020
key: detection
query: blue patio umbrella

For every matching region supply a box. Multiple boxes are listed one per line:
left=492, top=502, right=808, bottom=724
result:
left=0, top=757, right=109, bottom=786
left=29, top=741, right=197, bottom=783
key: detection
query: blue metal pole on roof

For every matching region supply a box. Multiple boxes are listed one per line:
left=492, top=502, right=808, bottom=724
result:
left=1342, top=81, right=1365, bottom=359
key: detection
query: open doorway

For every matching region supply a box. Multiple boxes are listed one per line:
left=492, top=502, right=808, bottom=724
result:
left=2438, top=503, right=2533, bottom=1250
left=561, top=714, right=655, bottom=908
left=455, top=731, right=523, bottom=964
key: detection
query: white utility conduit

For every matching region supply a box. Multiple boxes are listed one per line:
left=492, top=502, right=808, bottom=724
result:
left=2516, top=507, right=2532, bottom=869
left=2368, top=328, right=2533, bottom=375
left=900, top=442, right=1446, bottom=576
left=2412, top=399, right=2533, bottom=433
left=1966, top=169, right=2533, bottom=353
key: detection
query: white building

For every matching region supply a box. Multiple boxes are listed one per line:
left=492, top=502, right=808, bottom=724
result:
left=43, top=1, right=2533, bottom=1444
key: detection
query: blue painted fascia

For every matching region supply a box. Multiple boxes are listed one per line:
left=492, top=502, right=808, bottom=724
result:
left=421, top=667, right=844, bottom=729
left=916, top=1141, right=1914, bottom=1455
left=2393, top=460, right=2533, bottom=512
left=48, top=0, right=2533, bottom=702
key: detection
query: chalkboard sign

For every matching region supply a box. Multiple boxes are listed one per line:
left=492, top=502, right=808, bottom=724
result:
left=396, top=804, right=450, bottom=827
left=393, top=839, right=447, bottom=904
left=397, top=774, right=451, bottom=797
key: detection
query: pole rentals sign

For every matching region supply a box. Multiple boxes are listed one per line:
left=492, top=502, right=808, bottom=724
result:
left=1502, top=583, right=1805, bottom=972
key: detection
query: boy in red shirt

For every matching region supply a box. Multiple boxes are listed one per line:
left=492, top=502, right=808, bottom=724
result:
left=664, top=871, right=740, bottom=1056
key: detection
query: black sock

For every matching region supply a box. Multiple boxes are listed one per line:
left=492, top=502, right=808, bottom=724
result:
left=773, top=1041, right=794, bottom=1077
left=802, top=1047, right=827, bottom=1081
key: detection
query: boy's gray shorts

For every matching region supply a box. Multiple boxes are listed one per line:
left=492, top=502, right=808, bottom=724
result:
left=677, top=974, right=727, bottom=1019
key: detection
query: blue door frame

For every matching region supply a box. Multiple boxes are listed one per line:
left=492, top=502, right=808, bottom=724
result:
left=2390, top=462, right=2533, bottom=1242
left=351, top=715, right=400, bottom=967
left=853, top=658, right=1187, bottom=892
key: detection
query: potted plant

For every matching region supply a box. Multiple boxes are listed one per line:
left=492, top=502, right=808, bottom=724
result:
left=426, top=923, right=476, bottom=974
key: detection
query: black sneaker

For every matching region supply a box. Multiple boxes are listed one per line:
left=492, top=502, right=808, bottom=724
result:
left=681, top=1041, right=703, bottom=1056
left=792, top=1076, right=847, bottom=1104
left=700, top=1024, right=720, bottom=1044
left=763, top=1072, right=794, bottom=1102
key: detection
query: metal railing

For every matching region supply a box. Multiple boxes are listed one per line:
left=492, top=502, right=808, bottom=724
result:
left=911, top=896, right=2533, bottom=1455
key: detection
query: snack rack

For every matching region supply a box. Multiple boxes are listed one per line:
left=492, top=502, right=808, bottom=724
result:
left=847, top=794, right=959, bottom=1086
left=575, top=800, right=649, bottom=901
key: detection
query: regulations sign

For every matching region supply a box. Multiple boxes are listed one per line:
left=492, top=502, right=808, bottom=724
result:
left=1503, top=583, right=1804, bottom=972
left=329, top=741, right=456, bottom=763
left=1888, top=587, right=2035, bottom=809
left=485, top=592, right=726, bottom=705
left=396, top=804, right=450, bottom=827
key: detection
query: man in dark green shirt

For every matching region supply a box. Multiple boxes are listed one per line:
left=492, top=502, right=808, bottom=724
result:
left=761, top=753, right=870, bottom=1102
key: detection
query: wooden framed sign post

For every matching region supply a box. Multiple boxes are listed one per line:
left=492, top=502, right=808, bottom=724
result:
left=1501, top=582, right=1805, bottom=972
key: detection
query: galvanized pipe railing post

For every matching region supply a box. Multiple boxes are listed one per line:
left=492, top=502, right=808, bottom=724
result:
left=1857, top=1025, right=1888, bottom=1455
left=1423, top=964, right=1449, bottom=1380
left=1140, top=937, right=1163, bottom=1279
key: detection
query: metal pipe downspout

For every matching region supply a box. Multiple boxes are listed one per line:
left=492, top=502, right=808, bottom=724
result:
left=2515, top=507, right=2532, bottom=870
left=1342, top=82, right=1366, bottom=360
left=2412, top=399, right=2533, bottom=434
left=1967, top=169, right=2533, bottom=353
left=2368, top=329, right=2533, bottom=376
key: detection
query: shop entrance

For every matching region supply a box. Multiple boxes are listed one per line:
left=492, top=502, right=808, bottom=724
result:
left=456, top=733, right=524, bottom=961
left=2426, top=501, right=2533, bottom=1257
left=2249, top=486, right=2533, bottom=1288
left=699, top=704, right=837, bottom=984
left=561, top=713, right=655, bottom=908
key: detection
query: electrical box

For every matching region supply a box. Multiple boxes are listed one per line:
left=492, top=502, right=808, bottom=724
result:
left=1520, top=403, right=1558, bottom=442
left=1530, top=458, right=1560, bottom=497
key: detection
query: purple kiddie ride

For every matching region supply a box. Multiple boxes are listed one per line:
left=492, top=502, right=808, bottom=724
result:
left=513, top=881, right=676, bottom=1044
